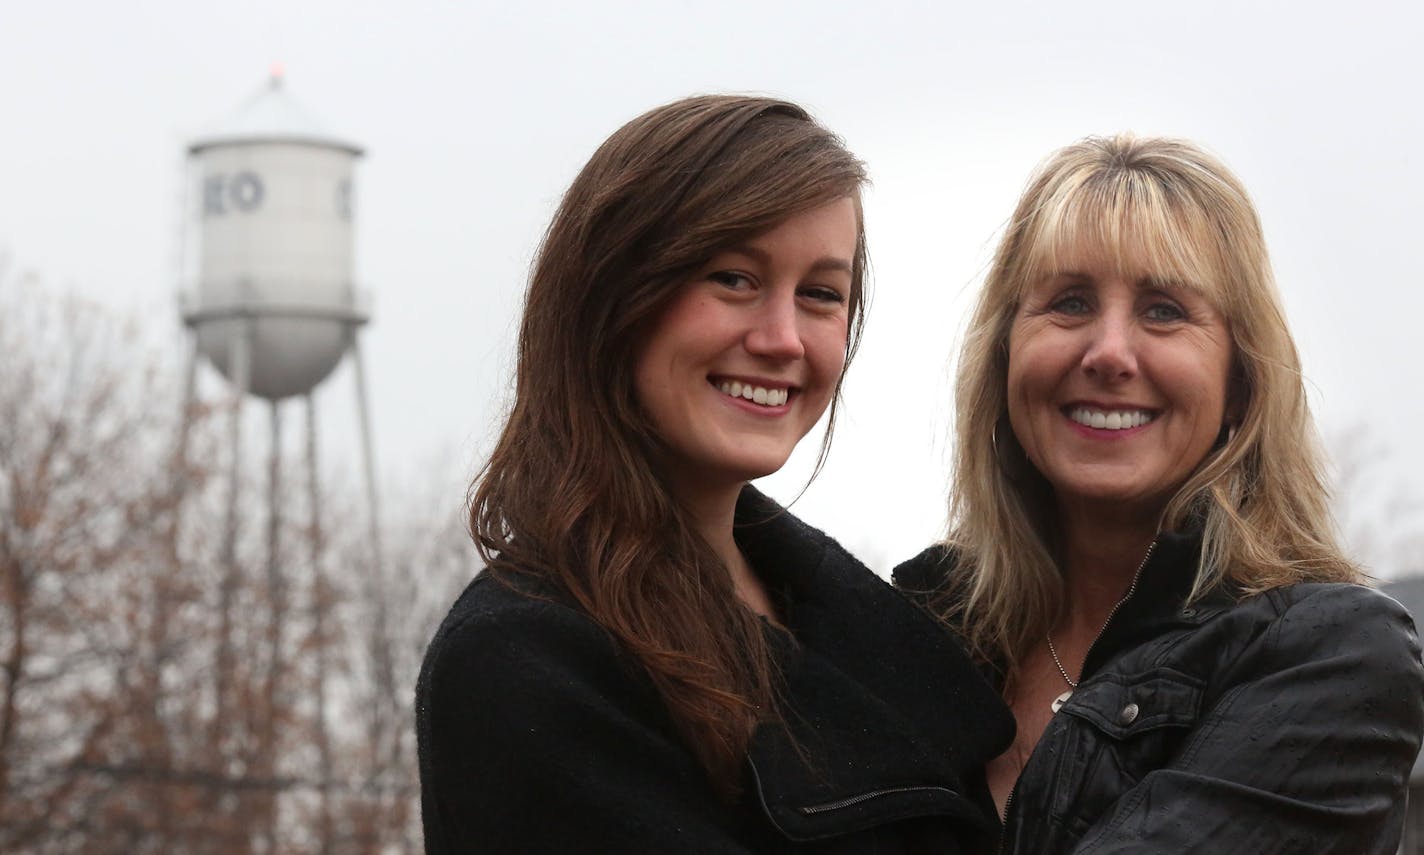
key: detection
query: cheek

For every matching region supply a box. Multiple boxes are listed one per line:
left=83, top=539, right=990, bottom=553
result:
left=631, top=348, right=669, bottom=428
left=1004, top=355, right=1037, bottom=453
left=1004, top=338, right=1046, bottom=414
left=631, top=321, right=689, bottom=417
left=809, top=319, right=850, bottom=379
left=637, top=295, right=718, bottom=372
left=633, top=321, right=671, bottom=387
left=1182, top=345, right=1234, bottom=424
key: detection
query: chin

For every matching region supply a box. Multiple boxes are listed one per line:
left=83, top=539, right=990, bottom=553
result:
left=731, top=459, right=791, bottom=483
left=721, top=450, right=797, bottom=484
left=1058, top=482, right=1175, bottom=515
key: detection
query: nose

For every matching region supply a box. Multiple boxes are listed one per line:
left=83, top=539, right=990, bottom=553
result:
left=744, top=292, right=805, bottom=360
left=1080, top=312, right=1137, bottom=381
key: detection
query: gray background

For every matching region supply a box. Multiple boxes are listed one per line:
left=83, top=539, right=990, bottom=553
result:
left=3, top=0, right=1419, bottom=575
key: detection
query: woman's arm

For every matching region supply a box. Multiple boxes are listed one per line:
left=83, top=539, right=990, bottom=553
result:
left=1072, top=584, right=1424, bottom=855
left=417, top=592, right=759, bottom=854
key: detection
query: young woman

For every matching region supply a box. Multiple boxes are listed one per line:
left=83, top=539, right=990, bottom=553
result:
left=896, top=134, right=1424, bottom=853
left=417, top=95, right=1012, bottom=853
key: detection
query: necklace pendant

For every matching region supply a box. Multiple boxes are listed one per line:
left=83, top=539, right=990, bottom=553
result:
left=1051, top=689, right=1073, bottom=714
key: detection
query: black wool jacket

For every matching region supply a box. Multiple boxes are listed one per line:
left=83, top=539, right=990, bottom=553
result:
left=895, top=531, right=1424, bottom=855
left=417, top=488, right=1014, bottom=854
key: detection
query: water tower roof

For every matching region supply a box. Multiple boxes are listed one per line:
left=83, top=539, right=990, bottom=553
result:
left=189, top=71, right=363, bottom=156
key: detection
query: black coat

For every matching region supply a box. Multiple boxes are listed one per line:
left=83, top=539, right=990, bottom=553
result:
left=417, top=489, right=1014, bottom=854
left=895, top=530, right=1424, bottom=854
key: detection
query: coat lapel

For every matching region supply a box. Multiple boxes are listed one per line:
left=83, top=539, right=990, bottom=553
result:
left=734, top=488, right=1012, bottom=840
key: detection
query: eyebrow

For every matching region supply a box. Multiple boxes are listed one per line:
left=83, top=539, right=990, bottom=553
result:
left=722, top=243, right=854, bottom=275
left=1137, top=275, right=1202, bottom=295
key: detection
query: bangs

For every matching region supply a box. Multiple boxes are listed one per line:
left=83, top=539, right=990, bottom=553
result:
left=1016, top=168, right=1229, bottom=304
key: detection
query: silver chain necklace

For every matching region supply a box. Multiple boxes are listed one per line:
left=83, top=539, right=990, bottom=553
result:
left=1045, top=633, right=1078, bottom=713
left=1044, top=540, right=1160, bottom=715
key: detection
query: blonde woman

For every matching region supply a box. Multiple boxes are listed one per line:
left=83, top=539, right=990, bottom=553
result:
left=896, top=134, right=1424, bottom=853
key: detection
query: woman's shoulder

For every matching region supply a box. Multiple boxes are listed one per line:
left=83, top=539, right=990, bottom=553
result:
left=1220, top=579, right=1417, bottom=632
left=890, top=543, right=962, bottom=597
left=417, top=569, right=651, bottom=730
left=1256, top=581, right=1421, bottom=657
left=415, top=572, right=748, bottom=853
left=423, top=570, right=620, bottom=677
left=1184, top=581, right=1424, bottom=710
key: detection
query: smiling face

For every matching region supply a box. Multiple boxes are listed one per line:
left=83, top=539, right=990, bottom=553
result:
left=1005, top=247, right=1234, bottom=523
left=634, top=196, right=858, bottom=504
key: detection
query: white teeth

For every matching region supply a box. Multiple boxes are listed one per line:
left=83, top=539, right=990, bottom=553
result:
left=1070, top=407, right=1154, bottom=430
left=716, top=381, right=788, bottom=407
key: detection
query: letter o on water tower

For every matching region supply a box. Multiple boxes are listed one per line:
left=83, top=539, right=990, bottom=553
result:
left=230, top=171, right=265, bottom=212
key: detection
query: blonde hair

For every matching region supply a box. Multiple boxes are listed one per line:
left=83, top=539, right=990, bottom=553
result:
left=947, top=134, right=1361, bottom=669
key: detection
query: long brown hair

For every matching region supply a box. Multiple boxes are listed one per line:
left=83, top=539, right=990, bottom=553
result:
left=470, top=95, right=867, bottom=797
left=946, top=134, right=1360, bottom=671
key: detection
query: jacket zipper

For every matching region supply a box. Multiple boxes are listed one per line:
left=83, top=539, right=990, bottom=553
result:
left=998, top=539, right=1159, bottom=853
left=798, top=784, right=956, bottom=815
left=1076, top=539, right=1157, bottom=684
left=997, top=785, right=1018, bottom=854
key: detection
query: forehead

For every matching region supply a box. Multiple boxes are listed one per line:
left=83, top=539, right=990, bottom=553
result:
left=1017, top=182, right=1228, bottom=304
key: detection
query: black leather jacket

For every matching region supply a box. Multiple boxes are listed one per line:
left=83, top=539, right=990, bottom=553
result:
left=895, top=530, right=1424, bottom=854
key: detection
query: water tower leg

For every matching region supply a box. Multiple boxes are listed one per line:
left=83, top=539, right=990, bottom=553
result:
left=350, top=334, right=383, bottom=569
left=173, top=333, right=199, bottom=512
left=350, top=333, right=399, bottom=779
left=261, top=400, right=286, bottom=848
left=266, top=402, right=284, bottom=634
left=305, top=392, right=334, bottom=855
left=167, top=332, right=199, bottom=581
left=267, top=401, right=282, bottom=591
left=148, top=325, right=199, bottom=848
left=215, top=319, right=251, bottom=758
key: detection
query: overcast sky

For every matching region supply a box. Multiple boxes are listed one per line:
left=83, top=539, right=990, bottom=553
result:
left=3, top=0, right=1421, bottom=577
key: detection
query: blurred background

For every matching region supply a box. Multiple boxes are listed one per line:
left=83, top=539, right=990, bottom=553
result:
left=2, top=1, right=1421, bottom=851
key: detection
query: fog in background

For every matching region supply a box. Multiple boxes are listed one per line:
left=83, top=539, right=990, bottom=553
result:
left=4, top=0, right=1422, bottom=576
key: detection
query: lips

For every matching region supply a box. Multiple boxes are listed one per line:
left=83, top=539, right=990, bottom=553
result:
left=712, top=377, right=791, bottom=407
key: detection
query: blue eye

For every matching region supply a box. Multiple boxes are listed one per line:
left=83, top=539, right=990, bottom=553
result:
left=1050, top=295, right=1091, bottom=315
left=1145, top=302, right=1185, bottom=322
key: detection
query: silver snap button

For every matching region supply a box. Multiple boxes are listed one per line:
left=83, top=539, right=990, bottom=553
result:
left=1181, top=607, right=1197, bottom=619
left=1119, top=702, right=1140, bottom=725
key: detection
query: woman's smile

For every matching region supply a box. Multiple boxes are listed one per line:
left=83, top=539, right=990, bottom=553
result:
left=711, top=376, right=794, bottom=409
left=1063, top=404, right=1157, bottom=432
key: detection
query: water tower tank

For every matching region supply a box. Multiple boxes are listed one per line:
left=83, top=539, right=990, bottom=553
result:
left=185, top=73, right=365, bottom=401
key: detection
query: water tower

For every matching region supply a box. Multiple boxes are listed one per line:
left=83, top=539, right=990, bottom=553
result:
left=175, top=71, right=379, bottom=815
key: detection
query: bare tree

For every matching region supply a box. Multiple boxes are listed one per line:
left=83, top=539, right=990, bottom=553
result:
left=0, top=266, right=191, bottom=849
left=0, top=266, right=478, bottom=852
left=1327, top=424, right=1424, bottom=580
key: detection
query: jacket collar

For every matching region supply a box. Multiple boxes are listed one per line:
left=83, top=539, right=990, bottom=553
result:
left=1082, top=527, right=1234, bottom=678
left=734, top=487, right=1011, bottom=840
